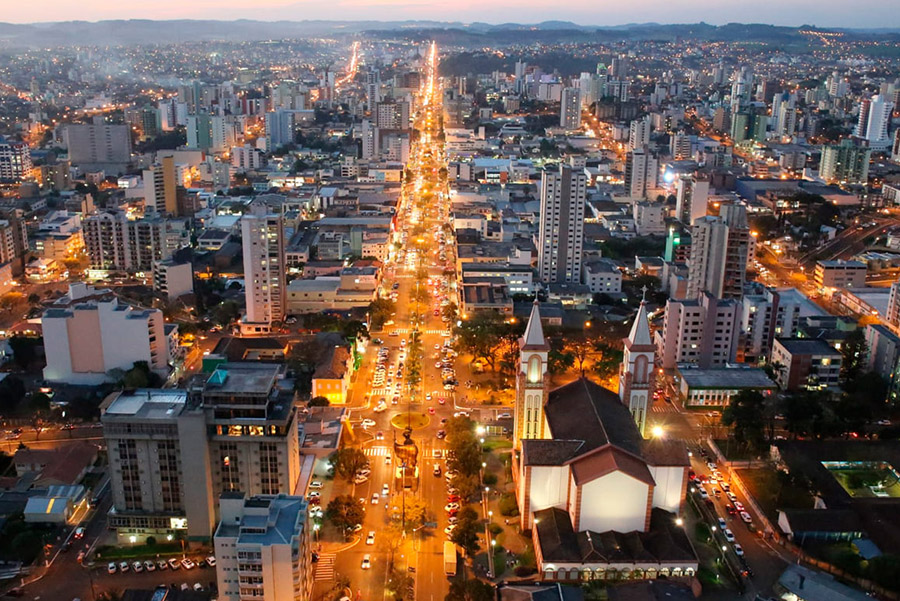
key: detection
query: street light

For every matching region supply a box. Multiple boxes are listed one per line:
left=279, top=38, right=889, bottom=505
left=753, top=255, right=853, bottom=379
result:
left=675, top=518, right=683, bottom=526
left=651, top=425, right=664, bottom=438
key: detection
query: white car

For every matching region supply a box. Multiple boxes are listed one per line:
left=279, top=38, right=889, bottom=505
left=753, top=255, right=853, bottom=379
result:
left=182, top=558, right=196, bottom=570
left=382, top=483, right=389, bottom=495
left=366, top=531, right=376, bottom=545
left=361, top=554, right=372, bottom=569
left=362, top=419, right=376, bottom=428
left=143, top=560, right=156, bottom=572
left=371, top=493, right=380, bottom=504
left=733, top=543, right=744, bottom=556
left=309, top=481, right=324, bottom=489
left=119, top=561, right=130, bottom=573
left=444, top=524, right=457, bottom=535
left=717, top=517, right=727, bottom=530
left=445, top=502, right=460, bottom=512
left=723, top=528, right=735, bottom=543
left=132, top=561, right=143, bottom=573
left=740, top=511, right=753, bottom=524
left=206, top=556, right=216, bottom=567
left=107, top=562, right=117, bottom=574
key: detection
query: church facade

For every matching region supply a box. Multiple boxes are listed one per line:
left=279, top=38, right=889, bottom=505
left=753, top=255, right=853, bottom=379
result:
left=512, top=301, right=698, bottom=582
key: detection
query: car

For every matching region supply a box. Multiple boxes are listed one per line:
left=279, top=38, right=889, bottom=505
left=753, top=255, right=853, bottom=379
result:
left=206, top=556, right=216, bottom=567
left=182, top=558, right=196, bottom=570
left=428, top=407, right=435, bottom=415
left=108, top=562, right=117, bottom=574
left=723, top=528, right=735, bottom=542
left=392, top=396, right=400, bottom=405
left=119, top=561, right=130, bottom=573
left=438, top=397, right=446, bottom=405
left=733, top=543, right=744, bottom=556
left=366, top=531, right=376, bottom=545
left=354, top=475, right=369, bottom=484
left=373, top=404, right=387, bottom=413
left=168, top=558, right=181, bottom=570
left=446, top=508, right=458, bottom=518
left=699, top=488, right=709, bottom=500
left=434, top=465, right=442, bottom=476
left=444, top=524, right=457, bottom=535
left=362, top=419, right=376, bottom=428
left=707, top=462, right=717, bottom=471
left=385, top=454, right=392, bottom=465
left=309, top=481, right=324, bottom=489
left=180, top=584, right=190, bottom=591
left=717, top=517, right=727, bottom=530
left=437, top=430, right=446, bottom=439
left=158, top=560, right=168, bottom=570
left=497, top=412, right=511, bottom=419
left=447, top=494, right=460, bottom=502
left=740, top=511, right=753, bottom=524
left=448, top=516, right=458, bottom=524
left=308, top=491, right=320, bottom=500
left=352, top=523, right=364, bottom=532
left=445, top=502, right=460, bottom=512
left=733, top=501, right=745, bottom=512
left=193, top=583, right=203, bottom=592
left=371, top=493, right=380, bottom=504
left=144, top=560, right=156, bottom=572
left=361, top=554, right=372, bottom=569
left=726, top=491, right=738, bottom=502
left=74, top=527, right=85, bottom=539
left=133, top=561, right=144, bottom=573
left=725, top=504, right=736, bottom=515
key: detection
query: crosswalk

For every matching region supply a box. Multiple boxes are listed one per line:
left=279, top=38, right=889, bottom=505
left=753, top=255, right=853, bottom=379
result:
left=369, top=388, right=397, bottom=397
left=364, top=446, right=391, bottom=456
left=314, top=553, right=335, bottom=581
left=652, top=403, right=678, bottom=413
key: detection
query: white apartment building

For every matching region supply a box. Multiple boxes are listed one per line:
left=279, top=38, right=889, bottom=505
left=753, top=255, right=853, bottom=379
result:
left=215, top=493, right=313, bottom=601
left=625, top=147, right=658, bottom=199
left=559, top=87, right=581, bottom=130
left=232, top=145, right=266, bottom=170
left=740, top=288, right=802, bottom=364
left=538, top=163, right=586, bottom=284
left=0, top=218, right=27, bottom=265
left=582, top=260, right=623, bottom=294
left=43, top=283, right=170, bottom=385
left=83, top=211, right=190, bottom=272
left=153, top=259, right=193, bottom=300
left=658, top=292, right=740, bottom=369
left=241, top=200, right=285, bottom=334
left=675, top=176, right=709, bottom=225
left=0, top=137, right=32, bottom=183
left=633, top=201, right=666, bottom=235
left=628, top=116, right=651, bottom=151
left=686, top=204, right=750, bottom=301
left=375, top=100, right=410, bottom=130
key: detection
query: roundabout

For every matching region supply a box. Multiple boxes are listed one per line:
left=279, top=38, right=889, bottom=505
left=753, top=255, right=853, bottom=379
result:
left=390, top=412, right=431, bottom=430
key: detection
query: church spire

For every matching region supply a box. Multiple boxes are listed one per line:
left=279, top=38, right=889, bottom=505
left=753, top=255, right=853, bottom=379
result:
left=521, top=300, right=549, bottom=350
left=626, top=296, right=653, bottom=348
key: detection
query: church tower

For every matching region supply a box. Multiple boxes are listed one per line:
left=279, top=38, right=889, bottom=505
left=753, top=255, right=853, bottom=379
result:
left=619, top=296, right=655, bottom=437
left=514, top=301, right=551, bottom=450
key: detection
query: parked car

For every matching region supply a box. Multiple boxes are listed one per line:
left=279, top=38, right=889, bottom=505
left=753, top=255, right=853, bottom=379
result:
left=724, top=528, right=735, bottom=542
left=132, top=561, right=144, bottom=573
left=181, top=558, right=196, bottom=570
left=107, top=562, right=117, bottom=574
left=206, top=556, right=216, bottom=567
left=740, top=511, right=753, bottom=524
left=168, top=558, right=181, bottom=570
left=366, top=531, right=376, bottom=545
left=144, top=560, right=156, bottom=572
left=119, top=561, right=130, bottom=573
left=361, top=554, right=371, bottom=569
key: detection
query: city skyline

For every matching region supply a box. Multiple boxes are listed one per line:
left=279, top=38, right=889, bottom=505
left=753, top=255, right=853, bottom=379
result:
left=3, top=1, right=900, bottom=29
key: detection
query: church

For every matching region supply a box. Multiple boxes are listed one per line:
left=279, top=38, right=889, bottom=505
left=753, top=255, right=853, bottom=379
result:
left=512, top=301, right=699, bottom=582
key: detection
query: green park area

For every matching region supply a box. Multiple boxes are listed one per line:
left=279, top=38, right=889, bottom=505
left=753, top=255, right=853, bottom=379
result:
left=823, top=461, right=900, bottom=498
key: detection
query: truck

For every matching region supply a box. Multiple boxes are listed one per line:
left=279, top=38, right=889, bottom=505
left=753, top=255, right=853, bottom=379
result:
left=443, top=541, right=457, bottom=576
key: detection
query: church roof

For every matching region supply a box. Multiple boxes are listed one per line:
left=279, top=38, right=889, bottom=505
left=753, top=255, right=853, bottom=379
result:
left=521, top=439, right=586, bottom=466
left=640, top=438, right=691, bottom=467
left=544, top=378, right=644, bottom=458
left=570, top=445, right=655, bottom=486
left=534, top=507, right=698, bottom=564
left=521, top=301, right=549, bottom=350
left=626, top=300, right=653, bottom=348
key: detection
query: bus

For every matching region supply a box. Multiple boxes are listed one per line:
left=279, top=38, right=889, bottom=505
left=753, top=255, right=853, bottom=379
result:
left=443, top=541, right=457, bottom=576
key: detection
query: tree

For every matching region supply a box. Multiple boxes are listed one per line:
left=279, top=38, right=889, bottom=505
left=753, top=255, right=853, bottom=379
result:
left=441, top=301, right=459, bottom=323
left=780, top=391, right=825, bottom=438
left=329, top=448, right=369, bottom=483
left=8, top=336, right=39, bottom=370
left=326, top=495, right=366, bottom=533
left=841, top=328, right=867, bottom=381
left=0, top=375, right=25, bottom=414
left=387, top=566, right=415, bottom=600
left=403, top=497, right=429, bottom=529
left=445, top=579, right=494, bottom=601
left=566, top=333, right=597, bottom=377
left=593, top=342, right=623, bottom=383
left=309, top=396, right=330, bottom=407
left=449, top=507, right=481, bottom=556
left=721, top=390, right=767, bottom=452
left=368, top=298, right=396, bottom=331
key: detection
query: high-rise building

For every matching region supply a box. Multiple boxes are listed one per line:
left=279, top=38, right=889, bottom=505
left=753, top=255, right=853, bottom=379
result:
left=215, top=493, right=313, bottom=601
left=101, top=362, right=301, bottom=543
left=675, top=175, right=709, bottom=225
left=537, top=162, right=586, bottom=284
left=241, top=200, right=286, bottom=333
left=43, top=283, right=170, bottom=385
left=819, top=139, right=871, bottom=184
left=359, top=119, right=378, bottom=160
left=686, top=204, right=750, bottom=301
left=0, top=137, right=32, bottom=183
left=559, top=87, right=581, bottom=130
left=658, top=292, right=740, bottom=369
left=740, top=288, right=802, bottom=364
left=186, top=113, right=213, bottom=151
left=143, top=155, right=178, bottom=215
left=772, top=92, right=796, bottom=138
left=366, top=70, right=381, bottom=108
left=0, top=218, right=28, bottom=266
left=628, top=116, right=651, bottom=151
left=83, top=211, right=190, bottom=272
left=63, top=123, right=132, bottom=166
left=624, top=147, right=658, bottom=199
left=892, top=129, right=900, bottom=164
left=618, top=298, right=654, bottom=436
left=264, top=110, right=294, bottom=151
left=856, top=95, right=894, bottom=147
left=375, top=100, right=410, bottom=130
left=231, top=145, right=266, bottom=170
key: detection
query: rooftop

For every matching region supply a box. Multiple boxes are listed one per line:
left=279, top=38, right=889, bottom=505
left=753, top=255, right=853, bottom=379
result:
left=678, top=368, right=777, bottom=390
left=775, top=338, right=841, bottom=356
left=204, top=363, right=280, bottom=396
left=102, top=389, right=187, bottom=420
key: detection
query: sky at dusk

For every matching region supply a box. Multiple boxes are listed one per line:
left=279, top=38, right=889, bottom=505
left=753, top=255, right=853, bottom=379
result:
left=2, top=0, right=898, bottom=28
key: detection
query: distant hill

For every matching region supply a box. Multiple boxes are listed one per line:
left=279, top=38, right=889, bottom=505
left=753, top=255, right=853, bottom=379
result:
left=0, top=19, right=897, bottom=49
